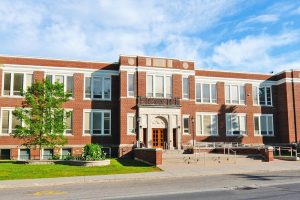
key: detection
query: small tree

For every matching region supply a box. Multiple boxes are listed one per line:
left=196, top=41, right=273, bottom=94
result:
left=12, top=79, right=71, bottom=160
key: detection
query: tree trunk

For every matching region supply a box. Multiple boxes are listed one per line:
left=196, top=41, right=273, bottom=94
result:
left=39, top=144, right=42, bottom=160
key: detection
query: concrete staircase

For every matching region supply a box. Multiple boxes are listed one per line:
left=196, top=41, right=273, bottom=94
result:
left=162, top=150, right=263, bottom=165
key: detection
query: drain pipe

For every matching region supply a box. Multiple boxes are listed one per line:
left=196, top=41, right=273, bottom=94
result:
left=291, top=69, right=298, bottom=143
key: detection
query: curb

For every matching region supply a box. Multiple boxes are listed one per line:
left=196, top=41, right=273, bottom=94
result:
left=1, top=168, right=300, bottom=189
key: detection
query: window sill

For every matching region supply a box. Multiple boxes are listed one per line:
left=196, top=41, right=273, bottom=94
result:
left=83, top=98, right=111, bottom=101
left=1, top=95, right=23, bottom=98
left=254, top=135, right=274, bottom=137
left=195, top=102, right=218, bottom=105
left=196, top=135, right=219, bottom=137
left=225, top=103, right=246, bottom=106
left=82, top=134, right=112, bottom=137
left=253, top=105, right=273, bottom=107
left=0, top=134, right=11, bottom=136
left=182, top=133, right=191, bottom=136
left=225, top=135, right=248, bottom=137
left=127, top=133, right=137, bottom=136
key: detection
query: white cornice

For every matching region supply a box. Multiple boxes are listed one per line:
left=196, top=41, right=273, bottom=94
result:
left=120, top=65, right=195, bottom=76
left=195, top=76, right=276, bottom=86
left=1, top=64, right=119, bottom=76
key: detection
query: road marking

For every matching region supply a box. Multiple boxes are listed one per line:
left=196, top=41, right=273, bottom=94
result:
left=33, top=190, right=67, bottom=196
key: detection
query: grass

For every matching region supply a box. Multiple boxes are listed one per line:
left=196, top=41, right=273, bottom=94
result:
left=0, top=159, right=161, bottom=181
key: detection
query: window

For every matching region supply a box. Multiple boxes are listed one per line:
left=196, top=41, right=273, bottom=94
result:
left=46, top=74, right=74, bottom=96
left=146, top=75, right=172, bottom=98
left=225, top=84, right=245, bottom=105
left=61, top=148, right=72, bottom=159
left=226, top=114, right=247, bottom=135
left=65, top=110, right=73, bottom=134
left=43, top=149, right=53, bottom=160
left=183, top=77, right=189, bottom=99
left=83, top=110, right=111, bottom=135
left=84, top=76, right=111, bottom=100
left=1, top=108, right=21, bottom=134
left=253, top=86, right=272, bottom=106
left=85, top=77, right=91, bottom=98
left=146, top=75, right=153, bottom=97
left=3, top=72, right=33, bottom=96
left=127, top=74, right=135, bottom=97
left=195, top=83, right=217, bottom=103
left=254, top=115, right=274, bottom=136
left=183, top=115, right=190, bottom=134
left=196, top=113, right=218, bottom=136
left=127, top=114, right=136, bottom=134
left=19, top=149, right=30, bottom=160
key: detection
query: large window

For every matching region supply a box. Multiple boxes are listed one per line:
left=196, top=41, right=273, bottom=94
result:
left=61, top=148, right=72, bottom=159
left=196, top=113, right=218, bottom=136
left=195, top=83, right=217, bottom=103
left=46, top=74, right=74, bottom=96
left=43, top=149, right=54, bottom=160
left=65, top=110, right=73, bottom=135
left=146, top=75, right=172, bottom=98
left=253, top=86, right=272, bottom=106
left=1, top=108, right=21, bottom=134
left=183, top=77, right=189, bottom=99
left=19, top=149, right=30, bottom=160
left=84, top=76, right=111, bottom=100
left=3, top=72, right=33, bottom=96
left=183, top=115, right=190, bottom=134
left=127, top=74, right=135, bottom=97
left=83, top=110, right=111, bottom=135
left=225, top=84, right=245, bottom=105
left=254, top=114, right=274, bottom=136
left=226, top=113, right=247, bottom=135
left=127, top=114, right=136, bottom=135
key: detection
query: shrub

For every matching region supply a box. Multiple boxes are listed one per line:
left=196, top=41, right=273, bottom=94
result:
left=82, top=144, right=106, bottom=161
left=51, top=154, right=61, bottom=160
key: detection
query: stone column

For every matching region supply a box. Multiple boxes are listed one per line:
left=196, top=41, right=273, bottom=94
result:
left=177, top=115, right=182, bottom=150
left=147, top=115, right=152, bottom=148
left=168, top=114, right=174, bottom=150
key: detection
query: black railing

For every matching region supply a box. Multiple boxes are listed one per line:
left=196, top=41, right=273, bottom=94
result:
left=138, top=96, right=180, bottom=107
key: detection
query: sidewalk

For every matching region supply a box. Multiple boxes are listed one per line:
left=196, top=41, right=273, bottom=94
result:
left=0, top=157, right=300, bottom=189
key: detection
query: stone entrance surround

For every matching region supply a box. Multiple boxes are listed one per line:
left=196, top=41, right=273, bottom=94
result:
left=138, top=107, right=181, bottom=149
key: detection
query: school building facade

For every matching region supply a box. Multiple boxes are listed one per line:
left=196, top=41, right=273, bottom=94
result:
left=0, top=55, right=299, bottom=159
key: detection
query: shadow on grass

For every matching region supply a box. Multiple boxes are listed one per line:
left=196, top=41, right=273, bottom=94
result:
left=0, top=160, right=16, bottom=164
left=116, top=158, right=152, bottom=167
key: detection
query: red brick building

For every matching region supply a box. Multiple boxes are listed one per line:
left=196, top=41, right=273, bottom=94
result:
left=0, top=55, right=299, bottom=159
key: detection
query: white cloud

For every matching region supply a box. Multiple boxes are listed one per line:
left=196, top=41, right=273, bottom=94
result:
left=209, top=31, right=300, bottom=72
left=0, top=0, right=239, bottom=62
left=245, top=14, right=279, bottom=24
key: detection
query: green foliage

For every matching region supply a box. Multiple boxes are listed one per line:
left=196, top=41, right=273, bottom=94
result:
left=12, top=79, right=71, bottom=157
left=82, top=144, right=106, bottom=161
left=51, top=154, right=61, bottom=160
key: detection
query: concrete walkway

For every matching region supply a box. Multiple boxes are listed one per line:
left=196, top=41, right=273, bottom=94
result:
left=0, top=154, right=299, bottom=189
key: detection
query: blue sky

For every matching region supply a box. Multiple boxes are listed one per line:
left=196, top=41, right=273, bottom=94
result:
left=0, top=0, right=300, bottom=73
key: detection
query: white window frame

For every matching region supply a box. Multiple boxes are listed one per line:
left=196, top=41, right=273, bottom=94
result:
left=127, top=73, right=135, bottom=98
left=195, top=83, right=217, bottom=104
left=254, top=114, right=274, bottom=136
left=42, top=148, right=54, bottom=160
left=146, top=74, right=172, bottom=98
left=45, top=74, right=74, bottom=96
left=83, top=75, right=111, bottom=101
left=253, top=86, right=272, bottom=106
left=61, top=148, right=72, bottom=159
left=182, top=115, right=190, bottom=135
left=18, top=148, right=31, bottom=160
left=182, top=77, right=189, bottom=100
left=2, top=72, right=33, bottom=97
left=196, top=112, right=218, bottom=136
left=0, top=107, right=21, bottom=135
left=64, top=109, right=73, bottom=135
left=127, top=113, right=136, bottom=135
left=226, top=113, right=247, bottom=136
left=225, top=84, right=246, bottom=105
left=82, top=109, right=111, bottom=136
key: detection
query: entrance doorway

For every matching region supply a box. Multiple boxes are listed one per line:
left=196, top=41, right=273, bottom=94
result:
left=152, top=128, right=167, bottom=148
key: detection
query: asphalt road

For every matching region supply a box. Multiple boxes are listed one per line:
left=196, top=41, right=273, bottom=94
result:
left=1, top=170, right=300, bottom=200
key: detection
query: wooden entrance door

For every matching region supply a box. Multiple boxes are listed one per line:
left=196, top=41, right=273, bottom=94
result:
left=152, top=128, right=164, bottom=148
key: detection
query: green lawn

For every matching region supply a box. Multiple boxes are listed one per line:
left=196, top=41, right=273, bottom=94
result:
left=0, top=159, right=161, bottom=181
